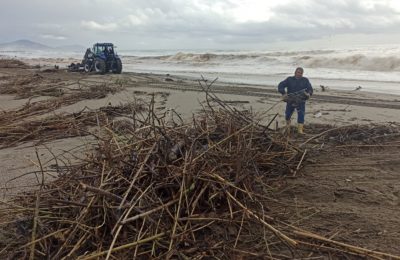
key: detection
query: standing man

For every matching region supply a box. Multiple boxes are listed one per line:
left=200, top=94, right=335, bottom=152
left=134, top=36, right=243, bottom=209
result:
left=278, top=67, right=313, bottom=134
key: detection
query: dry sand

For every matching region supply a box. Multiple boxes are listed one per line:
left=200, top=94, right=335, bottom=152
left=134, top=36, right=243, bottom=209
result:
left=0, top=59, right=399, bottom=255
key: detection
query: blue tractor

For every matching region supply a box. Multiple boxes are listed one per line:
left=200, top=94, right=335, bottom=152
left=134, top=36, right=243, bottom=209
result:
left=69, top=43, right=122, bottom=74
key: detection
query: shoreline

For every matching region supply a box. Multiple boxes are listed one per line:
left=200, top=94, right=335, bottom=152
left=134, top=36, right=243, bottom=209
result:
left=2, top=55, right=400, bottom=96
left=125, top=68, right=400, bottom=96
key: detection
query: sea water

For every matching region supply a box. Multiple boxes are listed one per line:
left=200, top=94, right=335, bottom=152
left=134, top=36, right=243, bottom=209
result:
left=2, top=44, right=400, bottom=95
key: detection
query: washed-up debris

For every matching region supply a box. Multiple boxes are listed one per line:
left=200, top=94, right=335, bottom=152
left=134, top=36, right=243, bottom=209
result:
left=0, top=101, right=145, bottom=148
left=1, top=81, right=399, bottom=259
left=0, top=59, right=30, bottom=68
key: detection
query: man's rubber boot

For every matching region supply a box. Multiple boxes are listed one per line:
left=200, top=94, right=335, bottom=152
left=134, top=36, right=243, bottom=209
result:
left=285, top=120, right=291, bottom=135
left=297, top=123, right=304, bottom=134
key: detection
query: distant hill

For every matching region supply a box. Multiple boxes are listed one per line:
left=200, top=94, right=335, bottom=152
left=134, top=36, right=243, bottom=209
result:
left=0, top=40, right=85, bottom=52
left=0, top=39, right=53, bottom=51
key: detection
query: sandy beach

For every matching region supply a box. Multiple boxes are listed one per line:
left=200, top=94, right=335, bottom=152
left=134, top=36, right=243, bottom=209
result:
left=0, top=58, right=399, bottom=257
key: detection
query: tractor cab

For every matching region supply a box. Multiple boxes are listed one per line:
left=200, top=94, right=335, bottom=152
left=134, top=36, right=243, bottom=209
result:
left=93, top=43, right=115, bottom=56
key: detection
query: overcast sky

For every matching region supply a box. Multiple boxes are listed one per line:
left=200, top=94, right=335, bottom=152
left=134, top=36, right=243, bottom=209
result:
left=1, top=0, right=400, bottom=50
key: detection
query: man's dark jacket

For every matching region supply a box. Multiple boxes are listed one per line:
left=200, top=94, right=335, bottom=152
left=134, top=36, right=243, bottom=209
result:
left=278, top=76, right=313, bottom=95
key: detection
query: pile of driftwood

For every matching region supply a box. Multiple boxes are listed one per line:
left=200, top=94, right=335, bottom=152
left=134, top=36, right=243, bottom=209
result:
left=0, top=59, right=29, bottom=68
left=1, top=86, right=398, bottom=259
left=0, top=71, right=130, bottom=148
left=0, top=93, right=300, bottom=258
left=318, top=123, right=400, bottom=144
left=0, top=84, right=124, bottom=122
left=0, top=73, right=62, bottom=98
left=300, top=123, right=400, bottom=148
left=0, top=71, right=125, bottom=99
left=0, top=102, right=145, bottom=148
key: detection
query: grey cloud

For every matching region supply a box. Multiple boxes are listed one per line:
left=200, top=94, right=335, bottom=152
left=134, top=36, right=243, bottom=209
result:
left=271, top=0, right=400, bottom=32
left=113, top=0, right=400, bottom=46
left=1, top=0, right=399, bottom=49
left=40, top=34, right=67, bottom=40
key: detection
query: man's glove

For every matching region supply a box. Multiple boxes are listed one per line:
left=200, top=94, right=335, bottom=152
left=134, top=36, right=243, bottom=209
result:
left=304, top=92, right=310, bottom=100
left=281, top=94, right=288, bottom=102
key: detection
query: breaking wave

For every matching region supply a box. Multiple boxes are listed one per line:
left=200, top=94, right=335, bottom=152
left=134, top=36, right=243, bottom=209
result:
left=163, top=52, right=277, bottom=62
left=124, top=49, right=400, bottom=72
left=297, top=54, right=400, bottom=71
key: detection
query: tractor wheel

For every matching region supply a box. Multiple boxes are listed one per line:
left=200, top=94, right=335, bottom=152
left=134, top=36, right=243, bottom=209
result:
left=84, top=63, right=91, bottom=72
left=94, top=59, right=106, bottom=74
left=113, top=58, right=122, bottom=74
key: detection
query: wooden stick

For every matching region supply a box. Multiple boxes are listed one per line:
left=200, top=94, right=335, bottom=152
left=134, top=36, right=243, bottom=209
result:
left=120, top=199, right=178, bottom=225
left=292, top=149, right=307, bottom=177
left=294, top=230, right=400, bottom=259
left=119, top=142, right=156, bottom=208
left=193, top=123, right=253, bottom=162
left=169, top=157, right=188, bottom=250
left=66, top=232, right=89, bottom=258
left=106, top=204, right=140, bottom=260
left=336, top=144, right=400, bottom=148
left=80, top=182, right=123, bottom=202
left=78, top=232, right=165, bottom=260
left=29, top=149, right=46, bottom=260
left=226, top=191, right=297, bottom=247
left=19, top=228, right=68, bottom=249
left=298, top=240, right=385, bottom=260
left=300, top=125, right=350, bottom=147
left=29, top=191, right=40, bottom=260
